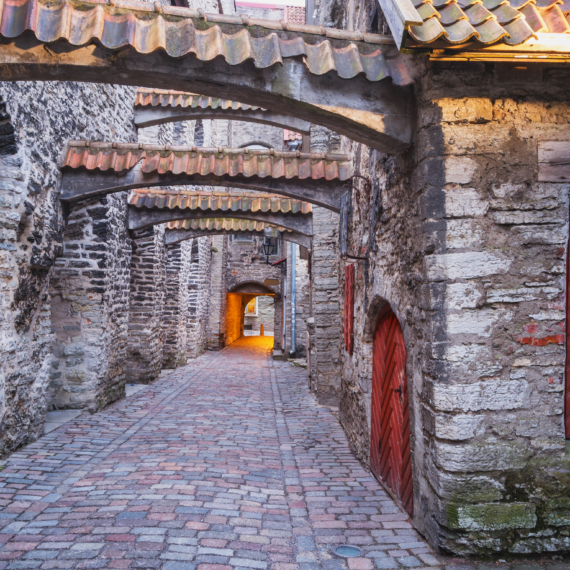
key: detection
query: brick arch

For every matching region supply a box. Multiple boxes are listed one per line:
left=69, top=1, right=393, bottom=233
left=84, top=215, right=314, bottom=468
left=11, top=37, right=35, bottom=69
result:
left=0, top=0, right=413, bottom=153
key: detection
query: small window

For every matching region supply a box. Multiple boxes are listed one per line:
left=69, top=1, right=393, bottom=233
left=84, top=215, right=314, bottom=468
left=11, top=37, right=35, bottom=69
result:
left=233, top=235, right=254, bottom=244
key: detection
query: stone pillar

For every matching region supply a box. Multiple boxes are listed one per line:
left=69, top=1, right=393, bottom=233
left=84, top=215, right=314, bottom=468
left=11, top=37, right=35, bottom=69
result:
left=207, top=235, right=228, bottom=350
left=308, top=125, right=342, bottom=403
left=284, top=242, right=310, bottom=357
left=187, top=236, right=213, bottom=357
left=125, top=225, right=166, bottom=383
left=162, top=240, right=193, bottom=368
left=49, top=194, right=132, bottom=412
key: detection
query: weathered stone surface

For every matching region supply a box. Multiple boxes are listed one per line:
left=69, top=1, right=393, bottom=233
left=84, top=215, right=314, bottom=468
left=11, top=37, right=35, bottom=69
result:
left=444, top=503, right=537, bottom=531
left=430, top=379, right=528, bottom=412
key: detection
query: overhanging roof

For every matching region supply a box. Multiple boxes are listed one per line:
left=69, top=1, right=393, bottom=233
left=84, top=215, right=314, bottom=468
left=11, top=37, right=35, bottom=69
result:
left=134, top=89, right=311, bottom=134
left=164, top=218, right=312, bottom=249
left=382, top=0, right=570, bottom=60
left=60, top=142, right=349, bottom=212
left=130, top=190, right=312, bottom=215
left=128, top=190, right=313, bottom=235
left=0, top=0, right=414, bottom=153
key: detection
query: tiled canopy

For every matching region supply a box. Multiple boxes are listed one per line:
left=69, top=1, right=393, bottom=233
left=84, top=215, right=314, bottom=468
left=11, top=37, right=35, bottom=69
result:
left=406, top=0, right=570, bottom=47
left=129, top=190, right=312, bottom=215
left=0, top=0, right=408, bottom=83
left=135, top=90, right=264, bottom=112
left=62, top=142, right=351, bottom=182
left=166, top=218, right=289, bottom=232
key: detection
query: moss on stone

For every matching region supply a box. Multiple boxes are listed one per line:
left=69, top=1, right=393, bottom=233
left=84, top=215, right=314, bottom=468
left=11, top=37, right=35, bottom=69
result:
left=445, top=502, right=537, bottom=532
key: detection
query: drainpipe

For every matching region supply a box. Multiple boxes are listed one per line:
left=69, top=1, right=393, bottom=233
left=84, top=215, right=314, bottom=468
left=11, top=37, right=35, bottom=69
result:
left=290, top=243, right=296, bottom=356
left=281, top=278, right=286, bottom=351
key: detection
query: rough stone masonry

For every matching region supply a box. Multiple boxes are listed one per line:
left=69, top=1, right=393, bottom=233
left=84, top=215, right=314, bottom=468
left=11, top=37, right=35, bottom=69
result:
left=314, top=0, right=570, bottom=555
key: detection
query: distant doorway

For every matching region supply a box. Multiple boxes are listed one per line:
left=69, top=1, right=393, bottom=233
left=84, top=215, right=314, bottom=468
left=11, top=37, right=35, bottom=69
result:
left=370, top=308, right=414, bottom=516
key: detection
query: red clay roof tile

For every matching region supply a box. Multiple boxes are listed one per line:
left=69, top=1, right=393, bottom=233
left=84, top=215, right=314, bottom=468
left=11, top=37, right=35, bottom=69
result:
left=0, top=0, right=405, bottom=82
left=62, top=142, right=351, bottom=182
left=407, top=0, right=570, bottom=46
left=129, top=190, right=312, bottom=215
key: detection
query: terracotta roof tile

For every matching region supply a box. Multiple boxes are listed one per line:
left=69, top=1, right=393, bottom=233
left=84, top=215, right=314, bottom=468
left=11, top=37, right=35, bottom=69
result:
left=135, top=89, right=265, bottom=111
left=166, top=218, right=289, bottom=232
left=129, top=189, right=312, bottom=215
left=407, top=0, right=570, bottom=46
left=62, top=142, right=351, bottom=182
left=0, top=0, right=406, bottom=83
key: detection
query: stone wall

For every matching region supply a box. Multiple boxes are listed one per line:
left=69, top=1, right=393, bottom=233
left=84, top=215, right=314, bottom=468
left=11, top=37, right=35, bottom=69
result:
left=49, top=194, right=132, bottom=412
left=314, top=0, right=570, bottom=553
left=306, top=126, right=342, bottom=402
left=284, top=242, right=310, bottom=356
left=244, top=294, right=275, bottom=335
left=187, top=236, right=213, bottom=357
left=0, top=81, right=137, bottom=453
left=207, top=235, right=228, bottom=350
left=126, top=225, right=167, bottom=383
left=162, top=240, right=192, bottom=368
left=229, top=122, right=284, bottom=150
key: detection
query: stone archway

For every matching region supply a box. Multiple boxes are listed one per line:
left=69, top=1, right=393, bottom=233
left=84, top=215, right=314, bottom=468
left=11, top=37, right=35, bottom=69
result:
left=0, top=0, right=414, bottom=153
left=226, top=281, right=278, bottom=346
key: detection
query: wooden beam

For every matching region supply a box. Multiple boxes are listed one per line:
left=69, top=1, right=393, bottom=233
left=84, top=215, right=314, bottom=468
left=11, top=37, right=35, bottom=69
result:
left=60, top=167, right=344, bottom=212
left=165, top=228, right=312, bottom=249
left=128, top=207, right=314, bottom=235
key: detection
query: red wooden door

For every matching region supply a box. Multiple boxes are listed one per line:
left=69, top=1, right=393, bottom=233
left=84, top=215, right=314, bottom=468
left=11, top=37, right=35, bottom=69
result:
left=566, top=230, right=570, bottom=438
left=370, top=309, right=413, bottom=516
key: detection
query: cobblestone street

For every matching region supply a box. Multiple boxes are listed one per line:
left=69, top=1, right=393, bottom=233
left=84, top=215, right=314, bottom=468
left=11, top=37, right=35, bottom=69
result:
left=0, top=338, right=565, bottom=570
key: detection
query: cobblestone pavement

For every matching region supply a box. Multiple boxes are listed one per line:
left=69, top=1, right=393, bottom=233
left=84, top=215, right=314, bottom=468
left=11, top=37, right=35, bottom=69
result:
left=0, top=337, right=566, bottom=570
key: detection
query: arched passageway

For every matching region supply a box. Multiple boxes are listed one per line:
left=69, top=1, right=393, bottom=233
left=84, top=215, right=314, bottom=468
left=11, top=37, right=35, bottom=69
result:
left=0, top=0, right=413, bottom=152
left=226, top=281, right=277, bottom=346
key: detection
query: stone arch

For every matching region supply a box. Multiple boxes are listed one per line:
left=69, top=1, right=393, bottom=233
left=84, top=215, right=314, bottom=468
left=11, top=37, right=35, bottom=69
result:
left=240, top=142, right=272, bottom=149
left=0, top=3, right=413, bottom=153
left=226, top=281, right=278, bottom=345
left=134, top=90, right=311, bottom=135
left=229, top=281, right=277, bottom=295
left=165, top=228, right=311, bottom=250
left=128, top=208, right=313, bottom=237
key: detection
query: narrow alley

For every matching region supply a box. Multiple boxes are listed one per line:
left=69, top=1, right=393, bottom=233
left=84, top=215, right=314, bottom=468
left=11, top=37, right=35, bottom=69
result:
left=0, top=337, right=442, bottom=570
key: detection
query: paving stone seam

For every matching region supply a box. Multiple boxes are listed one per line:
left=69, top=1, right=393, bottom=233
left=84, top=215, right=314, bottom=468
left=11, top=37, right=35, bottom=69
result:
left=50, top=351, right=227, bottom=498
left=268, top=353, right=325, bottom=569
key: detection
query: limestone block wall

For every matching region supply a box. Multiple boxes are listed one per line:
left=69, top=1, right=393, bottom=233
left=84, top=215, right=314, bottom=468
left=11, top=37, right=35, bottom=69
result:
left=284, top=241, right=310, bottom=356
left=0, top=82, right=136, bottom=454
left=187, top=236, right=213, bottom=357
left=50, top=194, right=132, bottom=411
left=306, top=126, right=342, bottom=402
left=162, top=240, right=193, bottom=368
left=314, top=0, right=570, bottom=552
left=207, top=235, right=228, bottom=350
left=229, top=122, right=284, bottom=150
left=244, top=295, right=275, bottom=335
left=126, top=225, right=167, bottom=383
